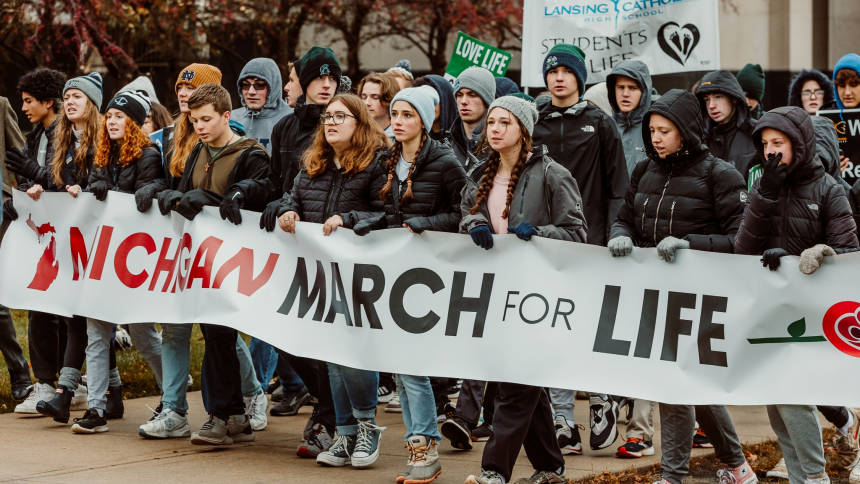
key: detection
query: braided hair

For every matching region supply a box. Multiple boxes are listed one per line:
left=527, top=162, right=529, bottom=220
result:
left=379, top=130, right=427, bottom=206
left=470, top=117, right=533, bottom=218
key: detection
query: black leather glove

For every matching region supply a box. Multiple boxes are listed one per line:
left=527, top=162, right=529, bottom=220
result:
left=5, top=147, right=41, bottom=181
left=259, top=200, right=281, bottom=232
left=219, top=191, right=244, bottom=225
left=157, top=190, right=183, bottom=216
left=134, top=183, right=164, bottom=213
left=89, top=181, right=110, bottom=202
left=353, top=215, right=387, bottom=236
left=3, top=199, right=17, bottom=221
left=758, top=152, right=787, bottom=200
left=175, top=188, right=221, bottom=221
left=404, top=216, right=430, bottom=234
left=761, top=248, right=790, bottom=271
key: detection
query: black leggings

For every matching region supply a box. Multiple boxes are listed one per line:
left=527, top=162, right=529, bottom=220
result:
left=819, top=406, right=850, bottom=428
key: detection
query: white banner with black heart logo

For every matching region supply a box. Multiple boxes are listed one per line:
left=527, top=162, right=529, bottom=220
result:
left=522, top=0, right=720, bottom=86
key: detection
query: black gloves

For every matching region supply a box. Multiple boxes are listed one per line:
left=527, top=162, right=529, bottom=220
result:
left=89, top=181, right=110, bottom=202
left=260, top=200, right=281, bottom=232
left=469, top=226, right=493, bottom=250
left=758, top=152, right=787, bottom=200
left=761, top=248, right=790, bottom=271
left=508, top=222, right=538, bottom=241
left=3, top=199, right=17, bottom=221
left=220, top=191, right=244, bottom=225
left=157, top=190, right=183, bottom=216
left=175, top=188, right=221, bottom=221
left=5, top=147, right=41, bottom=181
left=353, top=216, right=387, bottom=236
left=404, top=216, right=430, bottom=234
left=134, top=183, right=164, bottom=213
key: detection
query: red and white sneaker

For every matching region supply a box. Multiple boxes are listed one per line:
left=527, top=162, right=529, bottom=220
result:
left=616, top=437, right=655, bottom=458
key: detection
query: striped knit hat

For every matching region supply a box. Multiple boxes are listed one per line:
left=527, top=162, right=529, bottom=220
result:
left=175, top=63, right=222, bottom=92
left=106, top=90, right=151, bottom=126
left=63, top=72, right=104, bottom=109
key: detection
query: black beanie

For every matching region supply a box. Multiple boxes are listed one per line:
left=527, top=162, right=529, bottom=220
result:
left=298, top=46, right=342, bottom=94
left=106, top=90, right=151, bottom=127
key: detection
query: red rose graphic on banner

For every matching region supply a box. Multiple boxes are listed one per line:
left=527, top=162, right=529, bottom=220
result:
left=822, top=301, right=860, bottom=358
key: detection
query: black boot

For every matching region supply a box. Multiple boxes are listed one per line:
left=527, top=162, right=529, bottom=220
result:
left=36, top=385, right=75, bottom=423
left=9, top=370, right=32, bottom=402
left=105, top=385, right=124, bottom=419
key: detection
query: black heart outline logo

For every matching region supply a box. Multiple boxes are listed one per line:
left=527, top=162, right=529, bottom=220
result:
left=658, top=22, right=700, bottom=66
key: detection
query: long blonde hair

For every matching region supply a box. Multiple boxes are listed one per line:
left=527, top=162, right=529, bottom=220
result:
left=50, top=99, right=101, bottom=187
left=169, top=112, right=198, bottom=177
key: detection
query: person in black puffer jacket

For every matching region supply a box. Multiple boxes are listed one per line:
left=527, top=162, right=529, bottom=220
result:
left=787, top=69, right=837, bottom=115
left=734, top=106, right=858, bottom=484
left=608, top=89, right=755, bottom=484
left=696, top=70, right=757, bottom=177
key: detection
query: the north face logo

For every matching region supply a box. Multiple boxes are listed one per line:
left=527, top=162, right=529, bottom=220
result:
left=180, top=70, right=195, bottom=82
left=320, top=64, right=330, bottom=76
left=581, top=125, right=594, bottom=132
left=740, top=192, right=749, bottom=204
left=114, top=97, right=128, bottom=107
left=808, top=203, right=819, bottom=211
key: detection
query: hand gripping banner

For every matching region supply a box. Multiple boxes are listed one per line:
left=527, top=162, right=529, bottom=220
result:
left=2, top=192, right=860, bottom=406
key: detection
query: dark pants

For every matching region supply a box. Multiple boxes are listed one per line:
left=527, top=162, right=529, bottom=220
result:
left=275, top=354, right=306, bottom=395
left=28, top=311, right=66, bottom=384
left=430, top=377, right=449, bottom=407
left=276, top=350, right=336, bottom=431
left=0, top=305, right=27, bottom=374
left=818, top=406, right=850, bottom=428
left=481, top=383, right=564, bottom=482
left=456, top=380, right=498, bottom=427
left=63, top=316, right=87, bottom=370
left=200, top=324, right=245, bottom=420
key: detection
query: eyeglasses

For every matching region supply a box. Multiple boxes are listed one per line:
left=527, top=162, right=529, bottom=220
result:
left=240, top=82, right=268, bottom=92
left=321, top=113, right=356, bottom=125
left=801, top=90, right=825, bottom=98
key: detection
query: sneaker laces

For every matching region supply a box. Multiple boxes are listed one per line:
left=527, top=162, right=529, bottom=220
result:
left=307, top=424, right=330, bottom=448
left=329, top=434, right=352, bottom=457
left=411, top=440, right=435, bottom=463
left=478, top=469, right=504, bottom=483
left=404, top=442, right=416, bottom=464
left=717, top=468, right=737, bottom=484
left=74, top=408, right=99, bottom=423
left=199, top=414, right=218, bottom=432
left=21, top=384, right=38, bottom=403
left=355, top=420, right=386, bottom=453
left=145, top=404, right=167, bottom=422
left=245, top=398, right=258, bottom=418
left=526, top=470, right=557, bottom=484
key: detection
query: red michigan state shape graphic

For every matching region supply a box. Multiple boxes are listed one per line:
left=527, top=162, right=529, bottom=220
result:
left=822, top=301, right=860, bottom=358
left=25, top=214, right=58, bottom=291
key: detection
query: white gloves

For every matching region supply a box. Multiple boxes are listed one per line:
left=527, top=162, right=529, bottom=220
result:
left=608, top=236, right=633, bottom=257
left=656, top=236, right=690, bottom=263
left=799, top=244, right=836, bottom=275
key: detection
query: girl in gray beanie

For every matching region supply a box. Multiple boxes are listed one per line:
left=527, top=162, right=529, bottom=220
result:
left=459, top=91, right=588, bottom=484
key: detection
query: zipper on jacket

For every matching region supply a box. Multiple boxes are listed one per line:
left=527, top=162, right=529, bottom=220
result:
left=781, top=189, right=790, bottom=249
left=518, top=176, right=530, bottom=215
left=653, top=176, right=671, bottom=243
left=323, top=170, right=344, bottom=220
left=641, top=198, right=650, bottom=233
left=669, top=201, right=676, bottom=236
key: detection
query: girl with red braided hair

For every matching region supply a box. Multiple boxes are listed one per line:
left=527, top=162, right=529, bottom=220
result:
left=459, top=95, right=587, bottom=484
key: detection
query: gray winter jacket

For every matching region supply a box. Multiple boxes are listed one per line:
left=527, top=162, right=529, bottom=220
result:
left=233, top=58, right=293, bottom=153
left=606, top=60, right=652, bottom=176
left=811, top=116, right=850, bottom=192
left=459, top=145, right=588, bottom=242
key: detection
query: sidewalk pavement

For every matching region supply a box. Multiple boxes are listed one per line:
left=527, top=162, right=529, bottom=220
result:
left=0, top=392, right=778, bottom=484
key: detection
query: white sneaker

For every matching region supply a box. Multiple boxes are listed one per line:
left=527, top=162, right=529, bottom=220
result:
left=384, top=392, right=402, bottom=413
left=70, top=384, right=88, bottom=411
left=850, top=465, right=860, bottom=484
left=767, top=458, right=788, bottom=479
left=139, top=408, right=190, bottom=439
left=14, top=383, right=54, bottom=414
left=244, top=390, right=268, bottom=431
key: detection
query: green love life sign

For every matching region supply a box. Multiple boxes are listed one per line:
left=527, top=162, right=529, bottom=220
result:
left=445, top=32, right=513, bottom=79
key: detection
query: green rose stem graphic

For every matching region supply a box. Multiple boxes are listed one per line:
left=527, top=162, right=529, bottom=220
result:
left=748, top=318, right=827, bottom=344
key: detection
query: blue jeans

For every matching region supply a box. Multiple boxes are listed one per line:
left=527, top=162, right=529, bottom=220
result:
left=160, top=324, right=262, bottom=414
left=248, top=337, right=278, bottom=389
left=327, top=363, right=378, bottom=436
left=396, top=374, right=441, bottom=442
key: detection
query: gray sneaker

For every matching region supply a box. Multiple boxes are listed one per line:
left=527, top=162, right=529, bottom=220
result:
left=466, top=469, right=505, bottom=484
left=226, top=414, right=255, bottom=443
left=317, top=434, right=355, bottom=467
left=352, top=418, right=386, bottom=467
left=513, top=469, right=567, bottom=484
left=297, top=423, right=333, bottom=458
left=190, top=414, right=232, bottom=445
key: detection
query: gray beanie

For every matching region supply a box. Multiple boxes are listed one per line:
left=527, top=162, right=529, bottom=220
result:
left=454, top=67, right=496, bottom=107
left=63, top=72, right=104, bottom=109
left=487, top=95, right=539, bottom=136
left=391, top=86, right=439, bottom=133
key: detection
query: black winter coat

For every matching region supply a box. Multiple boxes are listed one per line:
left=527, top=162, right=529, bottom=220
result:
left=734, top=106, right=858, bottom=256
left=16, top=119, right=58, bottom=191
left=696, top=70, right=757, bottom=176
left=87, top=145, right=163, bottom=194
left=533, top=100, right=629, bottom=246
left=46, top=141, right=95, bottom=191
left=367, top=138, right=467, bottom=233
left=611, top=89, right=748, bottom=253
left=278, top=152, right=387, bottom=228
left=177, top=140, right=271, bottom=211
left=269, top=103, right=324, bottom=200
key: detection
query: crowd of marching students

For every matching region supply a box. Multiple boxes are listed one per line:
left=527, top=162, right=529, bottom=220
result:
left=2, top=44, right=860, bottom=484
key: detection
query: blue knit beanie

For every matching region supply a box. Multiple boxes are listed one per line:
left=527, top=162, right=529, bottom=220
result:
left=390, top=86, right=439, bottom=133
left=543, top=44, right=588, bottom=95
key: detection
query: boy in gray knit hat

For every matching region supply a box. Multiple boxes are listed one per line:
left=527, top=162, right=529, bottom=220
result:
left=452, top=66, right=497, bottom=169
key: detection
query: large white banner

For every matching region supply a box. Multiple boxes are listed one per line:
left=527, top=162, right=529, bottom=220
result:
left=522, top=0, right=721, bottom=86
left=2, top=192, right=860, bottom=406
